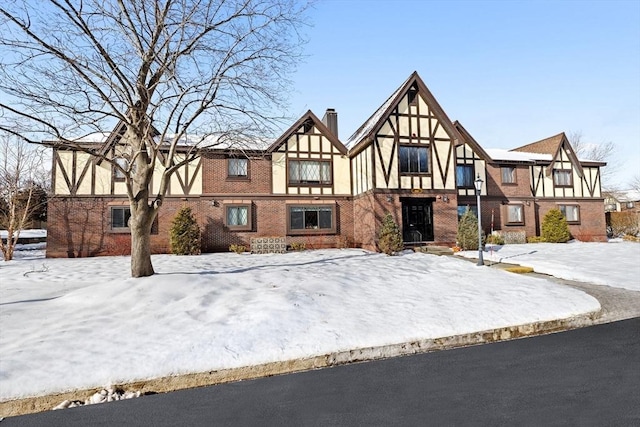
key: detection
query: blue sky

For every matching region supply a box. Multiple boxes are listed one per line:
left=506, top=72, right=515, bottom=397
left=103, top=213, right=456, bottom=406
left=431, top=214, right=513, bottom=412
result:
left=287, top=0, right=640, bottom=188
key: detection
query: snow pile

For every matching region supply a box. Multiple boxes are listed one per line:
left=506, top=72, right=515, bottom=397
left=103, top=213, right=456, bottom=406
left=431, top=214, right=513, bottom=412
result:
left=0, top=229, right=47, bottom=239
left=53, top=388, right=142, bottom=410
left=0, top=248, right=602, bottom=402
left=456, top=240, right=640, bottom=291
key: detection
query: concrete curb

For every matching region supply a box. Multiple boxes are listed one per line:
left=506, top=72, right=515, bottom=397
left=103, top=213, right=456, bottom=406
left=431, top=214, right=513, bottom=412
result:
left=0, top=310, right=599, bottom=418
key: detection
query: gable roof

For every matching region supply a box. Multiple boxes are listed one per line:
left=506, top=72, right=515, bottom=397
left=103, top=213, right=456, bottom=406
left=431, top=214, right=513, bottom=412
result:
left=512, top=132, right=584, bottom=176
left=453, top=121, right=492, bottom=161
left=267, top=110, right=347, bottom=155
left=345, top=71, right=462, bottom=153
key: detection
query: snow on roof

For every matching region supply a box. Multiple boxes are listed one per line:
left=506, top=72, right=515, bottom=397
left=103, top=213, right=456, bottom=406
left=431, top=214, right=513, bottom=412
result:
left=73, top=132, right=110, bottom=143
left=70, top=131, right=270, bottom=151
left=163, top=133, right=272, bottom=151
left=616, top=189, right=640, bottom=202
left=484, top=148, right=552, bottom=162
left=345, top=75, right=410, bottom=149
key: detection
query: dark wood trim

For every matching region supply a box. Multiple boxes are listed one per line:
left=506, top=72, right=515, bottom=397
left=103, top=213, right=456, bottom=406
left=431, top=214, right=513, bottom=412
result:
left=71, top=151, right=77, bottom=194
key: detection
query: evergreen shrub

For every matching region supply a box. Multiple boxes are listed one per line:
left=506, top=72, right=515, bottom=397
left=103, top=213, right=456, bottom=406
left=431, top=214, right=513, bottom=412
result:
left=378, top=213, right=403, bottom=255
left=169, top=206, right=201, bottom=255
left=457, top=209, right=484, bottom=250
left=541, top=208, right=571, bottom=243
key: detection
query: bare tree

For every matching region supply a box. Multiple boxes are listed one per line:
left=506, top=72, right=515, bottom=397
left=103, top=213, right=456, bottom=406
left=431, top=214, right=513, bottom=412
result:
left=0, top=133, right=49, bottom=261
left=631, top=175, right=640, bottom=193
left=567, top=131, right=617, bottom=189
left=0, top=0, right=309, bottom=276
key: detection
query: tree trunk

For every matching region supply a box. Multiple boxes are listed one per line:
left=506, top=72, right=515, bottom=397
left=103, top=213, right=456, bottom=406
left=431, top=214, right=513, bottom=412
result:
left=130, top=207, right=156, bottom=278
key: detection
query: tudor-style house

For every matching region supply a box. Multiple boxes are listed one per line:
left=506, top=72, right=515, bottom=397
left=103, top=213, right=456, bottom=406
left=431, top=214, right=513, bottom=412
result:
left=45, top=72, right=607, bottom=258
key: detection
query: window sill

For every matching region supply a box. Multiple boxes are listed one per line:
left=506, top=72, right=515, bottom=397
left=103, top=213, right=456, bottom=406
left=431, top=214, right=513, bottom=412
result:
left=288, top=183, right=333, bottom=187
left=226, top=176, right=250, bottom=181
left=225, top=225, right=252, bottom=231
left=109, top=228, right=131, bottom=234
left=287, top=229, right=336, bottom=236
left=505, top=222, right=525, bottom=226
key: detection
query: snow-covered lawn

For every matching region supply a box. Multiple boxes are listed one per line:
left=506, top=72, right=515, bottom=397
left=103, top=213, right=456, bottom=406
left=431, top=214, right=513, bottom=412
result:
left=456, top=240, right=640, bottom=292
left=0, top=247, right=603, bottom=402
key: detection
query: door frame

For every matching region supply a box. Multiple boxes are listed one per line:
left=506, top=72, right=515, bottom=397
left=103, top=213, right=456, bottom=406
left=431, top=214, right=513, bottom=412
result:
left=400, top=197, right=435, bottom=244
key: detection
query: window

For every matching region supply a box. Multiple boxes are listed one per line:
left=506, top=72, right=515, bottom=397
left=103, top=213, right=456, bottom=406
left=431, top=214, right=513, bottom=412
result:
left=505, top=204, right=524, bottom=225
left=553, top=169, right=572, bottom=187
left=288, top=205, right=335, bottom=234
left=627, top=202, right=635, bottom=209
left=456, top=165, right=474, bottom=188
left=559, top=205, right=580, bottom=223
left=408, top=88, right=418, bottom=105
left=457, top=205, right=478, bottom=221
left=110, top=206, right=131, bottom=231
left=501, top=167, right=516, bottom=184
left=399, top=146, right=429, bottom=174
left=228, top=158, right=248, bottom=178
left=303, top=119, right=314, bottom=134
left=289, top=160, right=331, bottom=185
left=114, top=158, right=128, bottom=180
left=225, top=204, right=252, bottom=230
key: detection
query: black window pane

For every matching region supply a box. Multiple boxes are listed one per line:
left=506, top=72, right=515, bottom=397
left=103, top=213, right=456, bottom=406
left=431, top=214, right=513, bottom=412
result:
left=290, top=209, right=304, bottom=229
left=112, top=207, right=130, bottom=228
left=399, top=147, right=409, bottom=173
left=304, top=210, right=319, bottom=228
left=319, top=209, right=333, bottom=229
left=418, top=147, right=428, bottom=172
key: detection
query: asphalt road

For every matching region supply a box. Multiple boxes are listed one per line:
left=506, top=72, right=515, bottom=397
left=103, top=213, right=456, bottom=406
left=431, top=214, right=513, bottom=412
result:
left=3, top=318, right=639, bottom=426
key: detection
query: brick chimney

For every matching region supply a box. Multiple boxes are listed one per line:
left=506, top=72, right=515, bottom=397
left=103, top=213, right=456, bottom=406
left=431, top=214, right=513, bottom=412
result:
left=322, top=108, right=338, bottom=138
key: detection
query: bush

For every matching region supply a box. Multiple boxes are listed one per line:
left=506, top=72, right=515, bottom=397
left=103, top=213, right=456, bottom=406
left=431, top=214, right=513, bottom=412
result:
left=622, top=234, right=640, bottom=242
left=169, top=206, right=201, bottom=255
left=290, top=242, right=306, bottom=251
left=378, top=213, right=403, bottom=255
left=541, top=209, right=570, bottom=243
left=486, top=233, right=505, bottom=245
left=456, top=209, right=484, bottom=250
left=609, top=211, right=639, bottom=237
left=527, top=236, right=546, bottom=243
left=229, top=244, right=246, bottom=254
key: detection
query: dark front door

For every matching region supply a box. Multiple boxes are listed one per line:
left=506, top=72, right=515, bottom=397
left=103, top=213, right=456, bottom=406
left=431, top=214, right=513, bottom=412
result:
left=402, top=199, right=434, bottom=243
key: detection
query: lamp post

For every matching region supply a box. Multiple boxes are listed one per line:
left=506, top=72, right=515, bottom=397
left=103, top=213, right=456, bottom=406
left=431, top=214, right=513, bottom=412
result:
left=474, top=174, right=484, bottom=266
